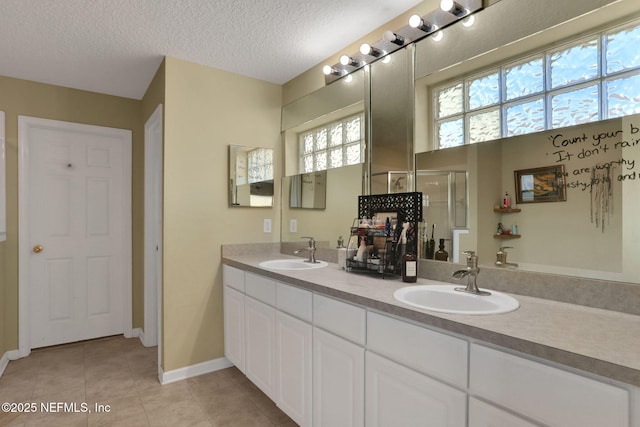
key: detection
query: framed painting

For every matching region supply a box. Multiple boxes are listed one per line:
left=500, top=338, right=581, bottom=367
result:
left=514, top=165, right=566, bottom=204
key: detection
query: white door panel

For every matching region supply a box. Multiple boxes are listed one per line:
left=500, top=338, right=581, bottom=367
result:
left=20, top=117, right=131, bottom=349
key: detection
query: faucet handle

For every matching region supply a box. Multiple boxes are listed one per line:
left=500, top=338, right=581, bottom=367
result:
left=498, top=246, right=513, bottom=252
left=463, top=250, right=478, bottom=268
left=301, top=236, right=316, bottom=247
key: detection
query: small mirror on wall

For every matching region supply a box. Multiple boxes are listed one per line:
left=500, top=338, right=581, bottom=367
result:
left=290, top=171, right=327, bottom=209
left=229, top=145, right=274, bottom=207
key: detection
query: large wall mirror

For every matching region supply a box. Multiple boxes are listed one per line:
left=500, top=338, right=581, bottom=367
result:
left=278, top=0, right=640, bottom=284
left=413, top=0, right=640, bottom=283
left=228, top=145, right=274, bottom=207
left=281, top=69, right=366, bottom=244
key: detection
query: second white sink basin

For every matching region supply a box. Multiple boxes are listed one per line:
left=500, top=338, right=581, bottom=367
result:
left=394, top=284, right=519, bottom=315
left=259, top=259, right=328, bottom=270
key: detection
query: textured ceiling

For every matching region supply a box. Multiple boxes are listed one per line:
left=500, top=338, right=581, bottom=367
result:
left=0, top=0, right=423, bottom=99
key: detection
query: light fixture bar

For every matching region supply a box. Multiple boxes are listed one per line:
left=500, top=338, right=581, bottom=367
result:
left=323, top=0, right=482, bottom=84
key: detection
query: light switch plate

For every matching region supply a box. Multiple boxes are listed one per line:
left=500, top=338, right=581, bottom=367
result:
left=290, top=219, right=297, bottom=233
left=263, top=218, right=272, bottom=233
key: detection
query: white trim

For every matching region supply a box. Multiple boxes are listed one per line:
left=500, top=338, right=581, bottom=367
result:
left=0, top=349, right=25, bottom=378
left=128, top=327, right=143, bottom=339
left=0, top=352, right=8, bottom=377
left=144, top=104, right=163, bottom=350
left=17, top=116, right=132, bottom=355
left=159, top=357, right=234, bottom=385
left=0, top=111, right=6, bottom=242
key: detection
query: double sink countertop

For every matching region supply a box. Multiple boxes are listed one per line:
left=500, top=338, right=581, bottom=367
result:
left=222, top=253, right=640, bottom=388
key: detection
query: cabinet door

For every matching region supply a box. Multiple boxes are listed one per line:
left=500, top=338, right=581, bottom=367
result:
left=469, top=398, right=540, bottom=427
left=313, top=327, right=365, bottom=427
left=275, top=311, right=312, bottom=427
left=470, top=343, right=629, bottom=427
left=365, top=352, right=466, bottom=427
left=223, top=285, right=245, bottom=373
left=245, top=296, right=276, bottom=399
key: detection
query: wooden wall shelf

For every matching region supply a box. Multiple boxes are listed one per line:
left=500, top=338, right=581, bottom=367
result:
left=494, top=234, right=521, bottom=239
left=494, top=208, right=521, bottom=213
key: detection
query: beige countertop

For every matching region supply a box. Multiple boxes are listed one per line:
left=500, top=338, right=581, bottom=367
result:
left=222, top=253, right=640, bottom=388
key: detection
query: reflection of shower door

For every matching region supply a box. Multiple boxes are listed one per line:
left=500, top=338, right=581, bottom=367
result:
left=416, top=171, right=467, bottom=258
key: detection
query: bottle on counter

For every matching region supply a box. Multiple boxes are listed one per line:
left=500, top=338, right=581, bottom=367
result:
left=402, top=246, right=417, bottom=283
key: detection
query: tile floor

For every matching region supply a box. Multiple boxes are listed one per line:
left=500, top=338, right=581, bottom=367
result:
left=0, top=336, right=295, bottom=426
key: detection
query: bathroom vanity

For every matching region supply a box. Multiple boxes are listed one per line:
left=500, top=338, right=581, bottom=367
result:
left=222, top=250, right=639, bottom=427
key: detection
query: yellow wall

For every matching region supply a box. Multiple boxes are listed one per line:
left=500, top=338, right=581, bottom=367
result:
left=161, top=57, right=282, bottom=371
left=0, top=75, right=144, bottom=354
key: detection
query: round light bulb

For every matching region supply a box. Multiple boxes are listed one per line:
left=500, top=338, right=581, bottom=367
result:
left=322, top=65, right=334, bottom=75
left=409, top=14, right=422, bottom=28
left=440, top=0, right=454, bottom=11
left=359, top=43, right=372, bottom=55
left=340, top=55, right=350, bottom=66
left=383, top=30, right=395, bottom=42
left=432, top=31, right=444, bottom=42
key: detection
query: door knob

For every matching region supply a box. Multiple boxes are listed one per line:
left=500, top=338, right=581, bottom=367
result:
left=33, top=245, right=43, bottom=253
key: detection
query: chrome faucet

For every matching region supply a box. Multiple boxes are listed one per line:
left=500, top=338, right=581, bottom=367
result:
left=453, top=251, right=491, bottom=296
left=295, top=236, right=318, bottom=263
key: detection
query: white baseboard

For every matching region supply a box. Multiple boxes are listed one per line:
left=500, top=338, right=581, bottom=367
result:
left=0, top=352, right=8, bottom=378
left=127, top=327, right=143, bottom=339
left=159, top=357, right=233, bottom=385
left=0, top=349, right=23, bottom=378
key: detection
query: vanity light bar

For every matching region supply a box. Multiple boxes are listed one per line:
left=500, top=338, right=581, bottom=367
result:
left=323, top=0, right=482, bottom=85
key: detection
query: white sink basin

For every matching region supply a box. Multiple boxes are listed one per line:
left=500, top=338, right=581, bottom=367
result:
left=393, top=284, right=519, bottom=315
left=259, top=259, right=328, bottom=270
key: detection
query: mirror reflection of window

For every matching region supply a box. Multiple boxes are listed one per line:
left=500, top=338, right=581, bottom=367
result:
left=434, top=18, right=640, bottom=149
left=299, top=113, right=364, bottom=173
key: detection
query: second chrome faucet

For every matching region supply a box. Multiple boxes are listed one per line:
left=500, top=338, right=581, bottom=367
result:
left=452, top=251, right=491, bottom=296
left=295, top=236, right=319, bottom=264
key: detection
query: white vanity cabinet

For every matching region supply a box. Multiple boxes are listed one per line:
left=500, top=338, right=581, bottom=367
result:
left=222, top=266, right=245, bottom=372
left=468, top=398, right=540, bottom=427
left=244, top=294, right=277, bottom=399
left=470, top=343, right=630, bottom=427
left=366, top=351, right=466, bottom=427
left=312, top=294, right=366, bottom=427
left=223, top=265, right=638, bottom=427
left=275, top=283, right=313, bottom=427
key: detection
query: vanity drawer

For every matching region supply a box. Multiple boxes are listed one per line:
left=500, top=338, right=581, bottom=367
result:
left=313, top=293, right=366, bottom=345
left=470, top=343, right=629, bottom=427
left=245, top=272, right=276, bottom=306
left=276, top=282, right=312, bottom=322
left=367, top=311, right=468, bottom=388
left=223, top=265, right=244, bottom=292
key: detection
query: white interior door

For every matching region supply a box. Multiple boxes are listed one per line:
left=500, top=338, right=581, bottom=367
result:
left=19, top=116, right=132, bottom=350
left=144, top=104, right=162, bottom=350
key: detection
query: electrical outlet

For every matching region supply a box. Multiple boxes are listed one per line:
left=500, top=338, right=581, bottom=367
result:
left=263, top=218, right=272, bottom=233
left=290, top=219, right=297, bottom=233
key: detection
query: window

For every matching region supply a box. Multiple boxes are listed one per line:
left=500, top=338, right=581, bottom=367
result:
left=299, top=113, right=365, bottom=173
left=434, top=18, right=640, bottom=149
left=247, top=148, right=273, bottom=183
